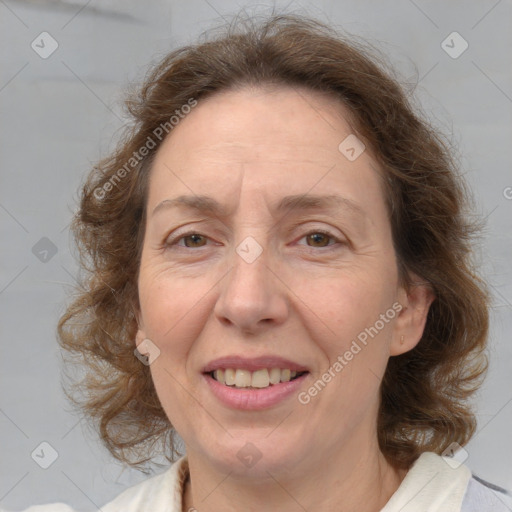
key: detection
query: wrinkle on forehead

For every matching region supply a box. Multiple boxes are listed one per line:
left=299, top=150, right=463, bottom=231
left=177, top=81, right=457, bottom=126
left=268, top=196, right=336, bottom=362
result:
left=146, top=84, right=388, bottom=238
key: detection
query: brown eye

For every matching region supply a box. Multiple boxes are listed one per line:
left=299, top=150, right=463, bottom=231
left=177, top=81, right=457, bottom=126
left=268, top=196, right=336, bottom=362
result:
left=181, top=234, right=208, bottom=248
left=304, top=231, right=335, bottom=248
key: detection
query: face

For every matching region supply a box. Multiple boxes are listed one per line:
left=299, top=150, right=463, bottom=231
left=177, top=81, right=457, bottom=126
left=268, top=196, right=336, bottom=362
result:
left=136, top=85, right=432, bottom=478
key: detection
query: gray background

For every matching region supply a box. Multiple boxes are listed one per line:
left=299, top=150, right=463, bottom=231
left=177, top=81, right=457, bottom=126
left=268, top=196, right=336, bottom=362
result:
left=1, top=0, right=511, bottom=510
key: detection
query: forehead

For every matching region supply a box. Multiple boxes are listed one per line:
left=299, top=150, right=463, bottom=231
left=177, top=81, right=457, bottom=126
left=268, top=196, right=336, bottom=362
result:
left=146, top=85, right=388, bottom=223
left=158, top=85, right=357, bottom=161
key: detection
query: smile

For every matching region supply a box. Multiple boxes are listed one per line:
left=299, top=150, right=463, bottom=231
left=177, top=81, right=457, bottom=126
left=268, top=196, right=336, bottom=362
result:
left=203, top=370, right=309, bottom=410
left=210, top=368, right=307, bottom=388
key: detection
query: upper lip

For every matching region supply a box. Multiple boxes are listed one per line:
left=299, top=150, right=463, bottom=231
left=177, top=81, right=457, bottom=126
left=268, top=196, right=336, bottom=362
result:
left=202, top=356, right=309, bottom=373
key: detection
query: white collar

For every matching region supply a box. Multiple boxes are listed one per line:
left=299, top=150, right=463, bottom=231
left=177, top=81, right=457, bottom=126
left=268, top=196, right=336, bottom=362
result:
left=380, top=451, right=471, bottom=512
left=103, top=452, right=471, bottom=511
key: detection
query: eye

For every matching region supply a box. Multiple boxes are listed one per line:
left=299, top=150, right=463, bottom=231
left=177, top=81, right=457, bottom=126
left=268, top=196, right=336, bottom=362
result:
left=297, top=230, right=342, bottom=248
left=165, top=229, right=344, bottom=251
left=168, top=232, right=210, bottom=248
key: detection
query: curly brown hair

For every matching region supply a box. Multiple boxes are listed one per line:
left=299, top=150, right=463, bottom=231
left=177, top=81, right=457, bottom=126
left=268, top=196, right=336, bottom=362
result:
left=58, top=12, right=489, bottom=472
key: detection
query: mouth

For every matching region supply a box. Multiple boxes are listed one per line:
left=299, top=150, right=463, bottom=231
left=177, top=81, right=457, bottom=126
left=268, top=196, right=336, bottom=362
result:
left=206, top=368, right=309, bottom=389
left=201, top=356, right=310, bottom=409
left=202, top=362, right=310, bottom=410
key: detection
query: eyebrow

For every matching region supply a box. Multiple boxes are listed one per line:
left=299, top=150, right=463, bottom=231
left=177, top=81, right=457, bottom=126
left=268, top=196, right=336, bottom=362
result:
left=151, top=193, right=366, bottom=220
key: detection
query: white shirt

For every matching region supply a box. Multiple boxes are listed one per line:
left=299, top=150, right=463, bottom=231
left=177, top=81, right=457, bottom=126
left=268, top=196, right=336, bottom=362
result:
left=4, top=452, right=510, bottom=512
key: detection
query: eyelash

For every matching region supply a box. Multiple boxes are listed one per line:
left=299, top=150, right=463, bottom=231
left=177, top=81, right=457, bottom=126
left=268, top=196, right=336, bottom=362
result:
left=166, top=229, right=344, bottom=251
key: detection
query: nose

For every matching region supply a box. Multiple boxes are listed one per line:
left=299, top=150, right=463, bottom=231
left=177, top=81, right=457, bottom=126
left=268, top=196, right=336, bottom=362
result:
left=213, top=243, right=289, bottom=335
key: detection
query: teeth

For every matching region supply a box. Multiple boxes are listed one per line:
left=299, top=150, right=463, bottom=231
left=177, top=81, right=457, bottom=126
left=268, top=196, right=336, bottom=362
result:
left=211, top=368, right=303, bottom=388
left=251, top=369, right=270, bottom=388
left=235, top=369, right=252, bottom=388
left=213, top=369, right=224, bottom=383
left=269, top=368, right=281, bottom=384
left=224, top=368, right=236, bottom=385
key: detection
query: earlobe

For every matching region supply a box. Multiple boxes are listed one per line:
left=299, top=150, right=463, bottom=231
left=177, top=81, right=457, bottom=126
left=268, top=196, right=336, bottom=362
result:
left=135, top=329, right=152, bottom=359
left=391, top=276, right=435, bottom=356
left=136, top=329, right=146, bottom=346
left=132, top=301, right=147, bottom=347
left=133, top=301, right=152, bottom=356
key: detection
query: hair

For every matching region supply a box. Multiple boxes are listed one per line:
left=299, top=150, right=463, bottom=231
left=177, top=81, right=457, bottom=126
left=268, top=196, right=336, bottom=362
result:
left=58, top=11, right=489, bottom=472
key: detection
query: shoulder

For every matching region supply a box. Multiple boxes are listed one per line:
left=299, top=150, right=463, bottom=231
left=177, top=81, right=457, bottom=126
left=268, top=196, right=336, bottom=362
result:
left=381, top=451, right=472, bottom=511
left=0, top=457, right=188, bottom=512
left=461, top=475, right=512, bottom=512
left=101, top=456, right=188, bottom=512
left=380, top=451, right=510, bottom=512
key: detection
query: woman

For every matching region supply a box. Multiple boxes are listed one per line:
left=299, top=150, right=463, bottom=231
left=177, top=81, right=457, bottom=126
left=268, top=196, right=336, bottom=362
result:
left=8, top=12, right=510, bottom=512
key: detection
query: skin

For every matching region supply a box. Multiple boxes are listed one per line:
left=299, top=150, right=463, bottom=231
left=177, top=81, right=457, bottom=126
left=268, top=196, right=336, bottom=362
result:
left=136, top=85, right=434, bottom=512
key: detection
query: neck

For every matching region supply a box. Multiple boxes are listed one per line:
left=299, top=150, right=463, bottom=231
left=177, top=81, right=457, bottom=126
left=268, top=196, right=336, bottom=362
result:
left=182, top=437, right=407, bottom=512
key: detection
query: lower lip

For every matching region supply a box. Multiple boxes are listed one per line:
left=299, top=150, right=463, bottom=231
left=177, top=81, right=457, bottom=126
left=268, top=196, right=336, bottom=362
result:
left=203, top=373, right=309, bottom=410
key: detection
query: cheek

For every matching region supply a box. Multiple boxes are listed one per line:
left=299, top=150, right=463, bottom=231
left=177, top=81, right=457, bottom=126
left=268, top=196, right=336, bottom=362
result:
left=301, top=270, right=396, bottom=335
left=299, top=275, right=397, bottom=416
left=137, top=267, right=204, bottom=361
left=297, top=270, right=398, bottom=389
left=138, top=273, right=213, bottom=428
left=139, top=256, right=197, bottom=330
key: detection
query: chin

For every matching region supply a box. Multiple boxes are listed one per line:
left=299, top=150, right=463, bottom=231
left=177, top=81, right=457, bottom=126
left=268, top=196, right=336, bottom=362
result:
left=199, top=430, right=304, bottom=477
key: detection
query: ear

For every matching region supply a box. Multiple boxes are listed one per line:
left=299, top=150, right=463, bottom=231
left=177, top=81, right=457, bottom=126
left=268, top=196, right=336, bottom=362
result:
left=135, top=329, right=147, bottom=349
left=132, top=301, right=148, bottom=351
left=390, top=273, right=435, bottom=356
